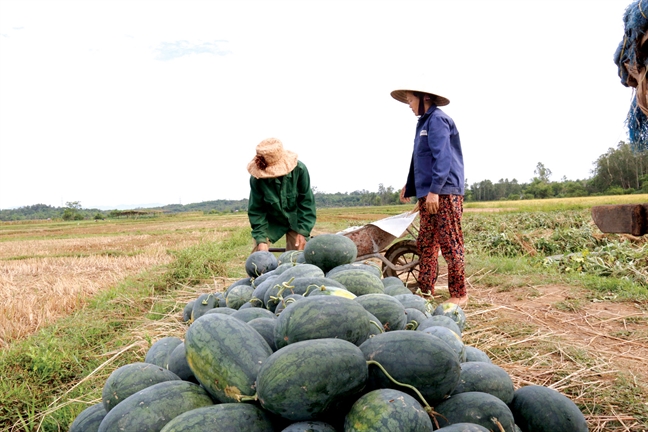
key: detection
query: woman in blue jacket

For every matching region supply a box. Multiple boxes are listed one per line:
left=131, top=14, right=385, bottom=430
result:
left=391, top=87, right=467, bottom=306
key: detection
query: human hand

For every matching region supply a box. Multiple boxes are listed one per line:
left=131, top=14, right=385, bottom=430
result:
left=295, top=234, right=307, bottom=250
left=399, top=186, right=410, bottom=204
left=256, top=242, right=269, bottom=252
left=425, top=192, right=439, bottom=214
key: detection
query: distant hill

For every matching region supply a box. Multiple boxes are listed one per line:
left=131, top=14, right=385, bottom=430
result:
left=0, top=199, right=251, bottom=221
left=0, top=190, right=404, bottom=221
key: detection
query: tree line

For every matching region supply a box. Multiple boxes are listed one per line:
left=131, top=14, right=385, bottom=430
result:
left=1, top=142, right=646, bottom=221
left=467, top=142, right=648, bottom=202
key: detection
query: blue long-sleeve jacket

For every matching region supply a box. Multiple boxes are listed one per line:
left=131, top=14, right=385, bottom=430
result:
left=404, top=106, right=464, bottom=198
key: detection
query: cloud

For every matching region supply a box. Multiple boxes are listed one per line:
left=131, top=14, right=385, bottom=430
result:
left=154, top=40, right=231, bottom=61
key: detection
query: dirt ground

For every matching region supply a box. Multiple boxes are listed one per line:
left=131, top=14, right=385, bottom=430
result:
left=434, top=263, right=648, bottom=431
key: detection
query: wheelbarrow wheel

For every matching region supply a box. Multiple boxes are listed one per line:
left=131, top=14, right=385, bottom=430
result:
left=382, top=240, right=420, bottom=288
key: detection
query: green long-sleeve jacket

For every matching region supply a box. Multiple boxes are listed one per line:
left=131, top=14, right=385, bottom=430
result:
left=248, top=161, right=317, bottom=244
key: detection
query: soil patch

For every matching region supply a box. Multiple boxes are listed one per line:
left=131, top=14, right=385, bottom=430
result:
left=433, top=262, right=648, bottom=431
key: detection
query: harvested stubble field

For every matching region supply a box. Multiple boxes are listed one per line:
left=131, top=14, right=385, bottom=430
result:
left=1, top=202, right=647, bottom=431
left=0, top=215, right=242, bottom=347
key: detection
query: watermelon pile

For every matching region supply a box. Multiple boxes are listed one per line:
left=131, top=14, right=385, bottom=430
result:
left=70, top=234, right=589, bottom=432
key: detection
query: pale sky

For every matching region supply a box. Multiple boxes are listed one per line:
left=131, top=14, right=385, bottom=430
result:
left=0, top=0, right=635, bottom=210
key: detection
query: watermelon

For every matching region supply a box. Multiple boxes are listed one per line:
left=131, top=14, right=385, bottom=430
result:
left=285, top=276, right=346, bottom=295
left=191, top=293, right=219, bottom=321
left=434, top=391, right=516, bottom=431
left=231, top=306, right=277, bottom=322
left=281, top=421, right=337, bottom=431
left=278, top=250, right=303, bottom=265
left=226, top=284, right=255, bottom=310
left=182, top=300, right=195, bottom=323
left=326, top=262, right=382, bottom=279
left=247, top=317, right=278, bottom=351
left=383, top=283, right=413, bottom=296
left=382, top=275, right=405, bottom=288
left=257, top=338, right=368, bottom=421
left=434, top=302, right=467, bottom=332
left=185, top=313, right=272, bottom=403
left=274, top=293, right=304, bottom=315
left=328, top=269, right=385, bottom=296
left=165, top=342, right=197, bottom=383
left=305, top=285, right=356, bottom=299
left=267, top=276, right=345, bottom=304
left=245, top=250, right=279, bottom=277
left=394, top=293, right=430, bottom=314
left=404, top=307, right=428, bottom=330
left=251, top=275, right=279, bottom=307
left=273, top=263, right=325, bottom=285
left=343, top=388, right=433, bottom=432
left=452, top=361, right=514, bottom=404
left=509, top=385, right=588, bottom=432
left=217, top=292, right=227, bottom=307
left=275, top=262, right=296, bottom=274
left=69, top=403, right=106, bottom=432
left=204, top=307, right=237, bottom=316
left=158, top=403, right=275, bottom=432
left=265, top=264, right=325, bottom=311
left=359, top=330, right=460, bottom=405
left=420, top=326, right=466, bottom=362
left=226, top=277, right=253, bottom=293
left=464, top=346, right=492, bottom=363
left=101, top=362, right=181, bottom=412
left=251, top=269, right=278, bottom=288
left=417, top=315, right=462, bottom=336
left=303, top=234, right=358, bottom=273
left=97, top=381, right=213, bottom=432
left=354, top=293, right=407, bottom=332
left=274, top=296, right=370, bottom=349
left=435, top=424, right=490, bottom=431
left=144, top=337, right=183, bottom=368
left=366, top=311, right=384, bottom=336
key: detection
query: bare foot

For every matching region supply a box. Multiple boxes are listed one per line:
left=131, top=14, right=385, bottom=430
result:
left=445, top=295, right=469, bottom=307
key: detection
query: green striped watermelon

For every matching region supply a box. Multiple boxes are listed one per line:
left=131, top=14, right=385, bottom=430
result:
left=97, top=381, right=214, bottom=432
left=159, top=403, right=275, bottom=432
left=359, top=330, right=460, bottom=405
left=274, top=296, right=370, bottom=349
left=257, top=338, right=368, bottom=421
left=509, top=385, right=588, bottom=432
left=434, top=391, right=516, bottom=431
left=344, top=388, right=433, bottom=432
left=101, top=362, right=181, bottom=412
left=185, top=313, right=272, bottom=403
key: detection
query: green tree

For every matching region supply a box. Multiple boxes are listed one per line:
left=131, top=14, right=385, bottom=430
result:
left=62, top=201, right=83, bottom=221
left=590, top=141, right=648, bottom=192
left=533, top=162, right=552, bottom=183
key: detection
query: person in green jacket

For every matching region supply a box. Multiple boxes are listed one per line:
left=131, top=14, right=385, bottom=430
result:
left=247, top=138, right=317, bottom=252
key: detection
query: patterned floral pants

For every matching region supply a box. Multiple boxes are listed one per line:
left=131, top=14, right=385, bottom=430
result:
left=417, top=194, right=466, bottom=298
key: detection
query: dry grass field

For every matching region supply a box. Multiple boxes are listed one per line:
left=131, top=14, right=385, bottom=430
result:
left=0, top=214, right=245, bottom=348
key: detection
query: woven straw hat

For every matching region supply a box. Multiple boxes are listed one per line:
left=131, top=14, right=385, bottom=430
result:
left=390, top=88, right=450, bottom=107
left=247, top=138, right=298, bottom=179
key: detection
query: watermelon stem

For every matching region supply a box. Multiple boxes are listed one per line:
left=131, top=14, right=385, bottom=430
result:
left=405, top=320, right=419, bottom=330
left=276, top=278, right=296, bottom=298
left=368, top=320, right=384, bottom=334
left=303, top=284, right=322, bottom=296
left=491, top=417, right=505, bottom=432
left=365, top=360, right=444, bottom=427
left=239, top=394, right=258, bottom=402
left=365, top=360, right=430, bottom=407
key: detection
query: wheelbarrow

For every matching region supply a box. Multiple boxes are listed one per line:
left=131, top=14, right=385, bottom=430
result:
left=269, top=211, right=421, bottom=288
left=338, top=211, right=421, bottom=287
